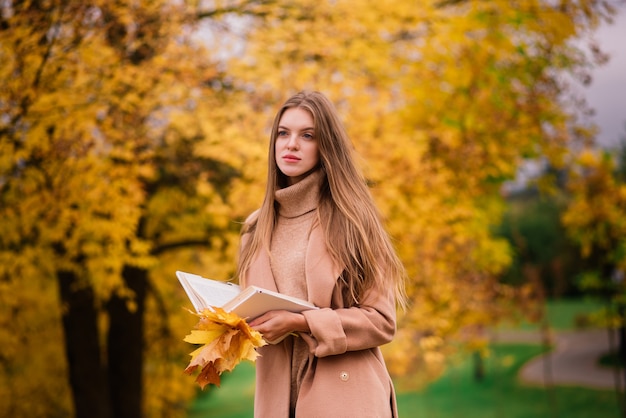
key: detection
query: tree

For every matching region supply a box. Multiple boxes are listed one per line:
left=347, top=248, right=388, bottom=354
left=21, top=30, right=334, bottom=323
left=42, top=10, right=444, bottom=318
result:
left=0, top=0, right=616, bottom=415
left=498, top=192, right=581, bottom=298
left=562, top=146, right=626, bottom=398
left=0, top=1, right=267, bottom=417
left=228, top=0, right=615, bottom=384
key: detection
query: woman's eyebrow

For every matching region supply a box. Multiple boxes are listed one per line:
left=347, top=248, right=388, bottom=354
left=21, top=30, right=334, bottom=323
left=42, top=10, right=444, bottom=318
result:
left=278, top=125, right=315, bottom=131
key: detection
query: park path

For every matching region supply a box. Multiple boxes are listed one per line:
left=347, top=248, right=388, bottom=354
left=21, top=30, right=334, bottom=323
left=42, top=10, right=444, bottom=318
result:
left=490, top=328, right=619, bottom=390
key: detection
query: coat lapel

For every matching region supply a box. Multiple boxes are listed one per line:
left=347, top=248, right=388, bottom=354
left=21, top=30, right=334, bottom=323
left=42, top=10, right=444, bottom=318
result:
left=247, top=248, right=278, bottom=292
left=305, top=225, right=342, bottom=308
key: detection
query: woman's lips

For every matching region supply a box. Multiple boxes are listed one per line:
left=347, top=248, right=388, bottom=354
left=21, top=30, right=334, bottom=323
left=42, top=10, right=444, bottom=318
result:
left=282, top=155, right=300, bottom=162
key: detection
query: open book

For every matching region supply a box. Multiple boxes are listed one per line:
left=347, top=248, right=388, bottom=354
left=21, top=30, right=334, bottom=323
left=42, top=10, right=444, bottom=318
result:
left=176, top=270, right=317, bottom=322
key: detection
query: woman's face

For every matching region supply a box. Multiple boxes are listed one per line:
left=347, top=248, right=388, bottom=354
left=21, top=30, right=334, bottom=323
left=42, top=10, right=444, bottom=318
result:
left=275, top=107, right=320, bottom=186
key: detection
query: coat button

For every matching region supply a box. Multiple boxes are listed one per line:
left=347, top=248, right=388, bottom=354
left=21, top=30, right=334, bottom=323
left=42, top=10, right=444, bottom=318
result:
left=339, top=371, right=349, bottom=381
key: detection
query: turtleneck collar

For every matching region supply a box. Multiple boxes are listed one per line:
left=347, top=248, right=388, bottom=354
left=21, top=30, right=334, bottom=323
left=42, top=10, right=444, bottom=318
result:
left=275, top=169, right=322, bottom=219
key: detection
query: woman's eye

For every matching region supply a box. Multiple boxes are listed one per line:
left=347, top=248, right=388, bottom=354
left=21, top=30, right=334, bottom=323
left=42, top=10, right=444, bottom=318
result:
left=277, top=130, right=288, bottom=137
left=302, top=133, right=314, bottom=139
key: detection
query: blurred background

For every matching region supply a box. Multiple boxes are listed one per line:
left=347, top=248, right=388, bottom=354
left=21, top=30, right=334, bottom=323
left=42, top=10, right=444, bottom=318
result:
left=1, top=1, right=625, bottom=417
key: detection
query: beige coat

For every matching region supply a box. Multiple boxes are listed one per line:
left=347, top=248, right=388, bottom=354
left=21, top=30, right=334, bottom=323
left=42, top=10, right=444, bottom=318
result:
left=241, top=219, right=399, bottom=418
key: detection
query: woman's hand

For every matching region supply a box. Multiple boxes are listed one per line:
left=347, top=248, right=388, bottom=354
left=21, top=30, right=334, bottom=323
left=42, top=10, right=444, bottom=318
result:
left=249, top=310, right=310, bottom=343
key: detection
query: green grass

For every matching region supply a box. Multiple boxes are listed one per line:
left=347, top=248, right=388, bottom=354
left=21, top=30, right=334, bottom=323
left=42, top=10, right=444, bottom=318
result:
left=187, top=298, right=619, bottom=418
left=186, top=362, right=256, bottom=418
left=545, top=298, right=606, bottom=330
left=500, top=297, right=605, bottom=331
left=397, top=344, right=620, bottom=418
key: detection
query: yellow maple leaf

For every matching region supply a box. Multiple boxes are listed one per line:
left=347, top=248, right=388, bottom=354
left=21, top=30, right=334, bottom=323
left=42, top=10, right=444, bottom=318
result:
left=183, top=307, right=267, bottom=389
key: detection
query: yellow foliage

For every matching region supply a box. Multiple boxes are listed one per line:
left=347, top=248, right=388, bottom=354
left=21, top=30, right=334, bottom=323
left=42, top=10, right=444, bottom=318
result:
left=0, top=0, right=616, bottom=414
left=227, top=0, right=614, bottom=384
left=562, top=149, right=626, bottom=267
left=183, top=308, right=266, bottom=389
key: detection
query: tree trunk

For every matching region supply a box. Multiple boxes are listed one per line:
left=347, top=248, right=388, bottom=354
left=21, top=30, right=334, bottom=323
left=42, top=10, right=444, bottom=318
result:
left=58, top=270, right=111, bottom=418
left=618, top=306, right=626, bottom=405
left=473, top=351, right=484, bottom=382
left=107, top=265, right=148, bottom=418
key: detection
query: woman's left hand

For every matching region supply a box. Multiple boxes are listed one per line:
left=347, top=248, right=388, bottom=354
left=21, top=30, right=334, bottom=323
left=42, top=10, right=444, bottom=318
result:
left=249, top=310, right=310, bottom=343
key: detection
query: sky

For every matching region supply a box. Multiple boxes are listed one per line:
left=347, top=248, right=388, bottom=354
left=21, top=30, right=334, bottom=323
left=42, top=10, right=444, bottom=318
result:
left=585, top=5, right=626, bottom=149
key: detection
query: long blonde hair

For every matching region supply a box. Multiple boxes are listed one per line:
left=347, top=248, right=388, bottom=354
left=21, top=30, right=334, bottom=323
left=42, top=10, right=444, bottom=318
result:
left=238, top=91, right=406, bottom=308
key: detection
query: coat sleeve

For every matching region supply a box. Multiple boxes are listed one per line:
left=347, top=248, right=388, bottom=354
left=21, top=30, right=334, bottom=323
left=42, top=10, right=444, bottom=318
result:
left=301, top=282, right=396, bottom=358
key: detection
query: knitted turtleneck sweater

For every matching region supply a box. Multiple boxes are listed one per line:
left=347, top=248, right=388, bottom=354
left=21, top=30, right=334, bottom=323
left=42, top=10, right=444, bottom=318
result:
left=271, top=169, right=322, bottom=416
left=271, top=170, right=321, bottom=300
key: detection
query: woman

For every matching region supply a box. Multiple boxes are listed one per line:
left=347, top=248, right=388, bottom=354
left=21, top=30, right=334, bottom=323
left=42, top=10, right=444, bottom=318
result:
left=238, top=91, right=406, bottom=417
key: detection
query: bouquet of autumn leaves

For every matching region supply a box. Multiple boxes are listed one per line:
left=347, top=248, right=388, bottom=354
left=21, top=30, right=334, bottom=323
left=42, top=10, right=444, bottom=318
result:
left=183, top=307, right=267, bottom=389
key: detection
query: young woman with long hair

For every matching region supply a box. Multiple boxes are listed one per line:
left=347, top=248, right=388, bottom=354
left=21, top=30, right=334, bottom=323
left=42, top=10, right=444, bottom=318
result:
left=238, top=90, right=406, bottom=417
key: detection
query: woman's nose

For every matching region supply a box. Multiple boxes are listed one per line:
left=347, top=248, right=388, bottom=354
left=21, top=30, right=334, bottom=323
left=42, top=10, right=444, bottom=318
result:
left=286, top=135, right=299, bottom=150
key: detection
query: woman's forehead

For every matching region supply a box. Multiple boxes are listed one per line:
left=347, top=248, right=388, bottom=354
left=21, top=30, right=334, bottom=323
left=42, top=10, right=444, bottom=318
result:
left=279, top=107, right=314, bottom=128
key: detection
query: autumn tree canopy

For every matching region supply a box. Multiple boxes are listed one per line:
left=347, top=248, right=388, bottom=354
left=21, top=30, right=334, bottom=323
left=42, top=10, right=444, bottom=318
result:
left=229, top=0, right=615, bottom=381
left=0, top=0, right=615, bottom=416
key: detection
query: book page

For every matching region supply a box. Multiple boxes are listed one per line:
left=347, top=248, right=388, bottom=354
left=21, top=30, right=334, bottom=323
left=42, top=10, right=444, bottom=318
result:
left=176, top=271, right=241, bottom=312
